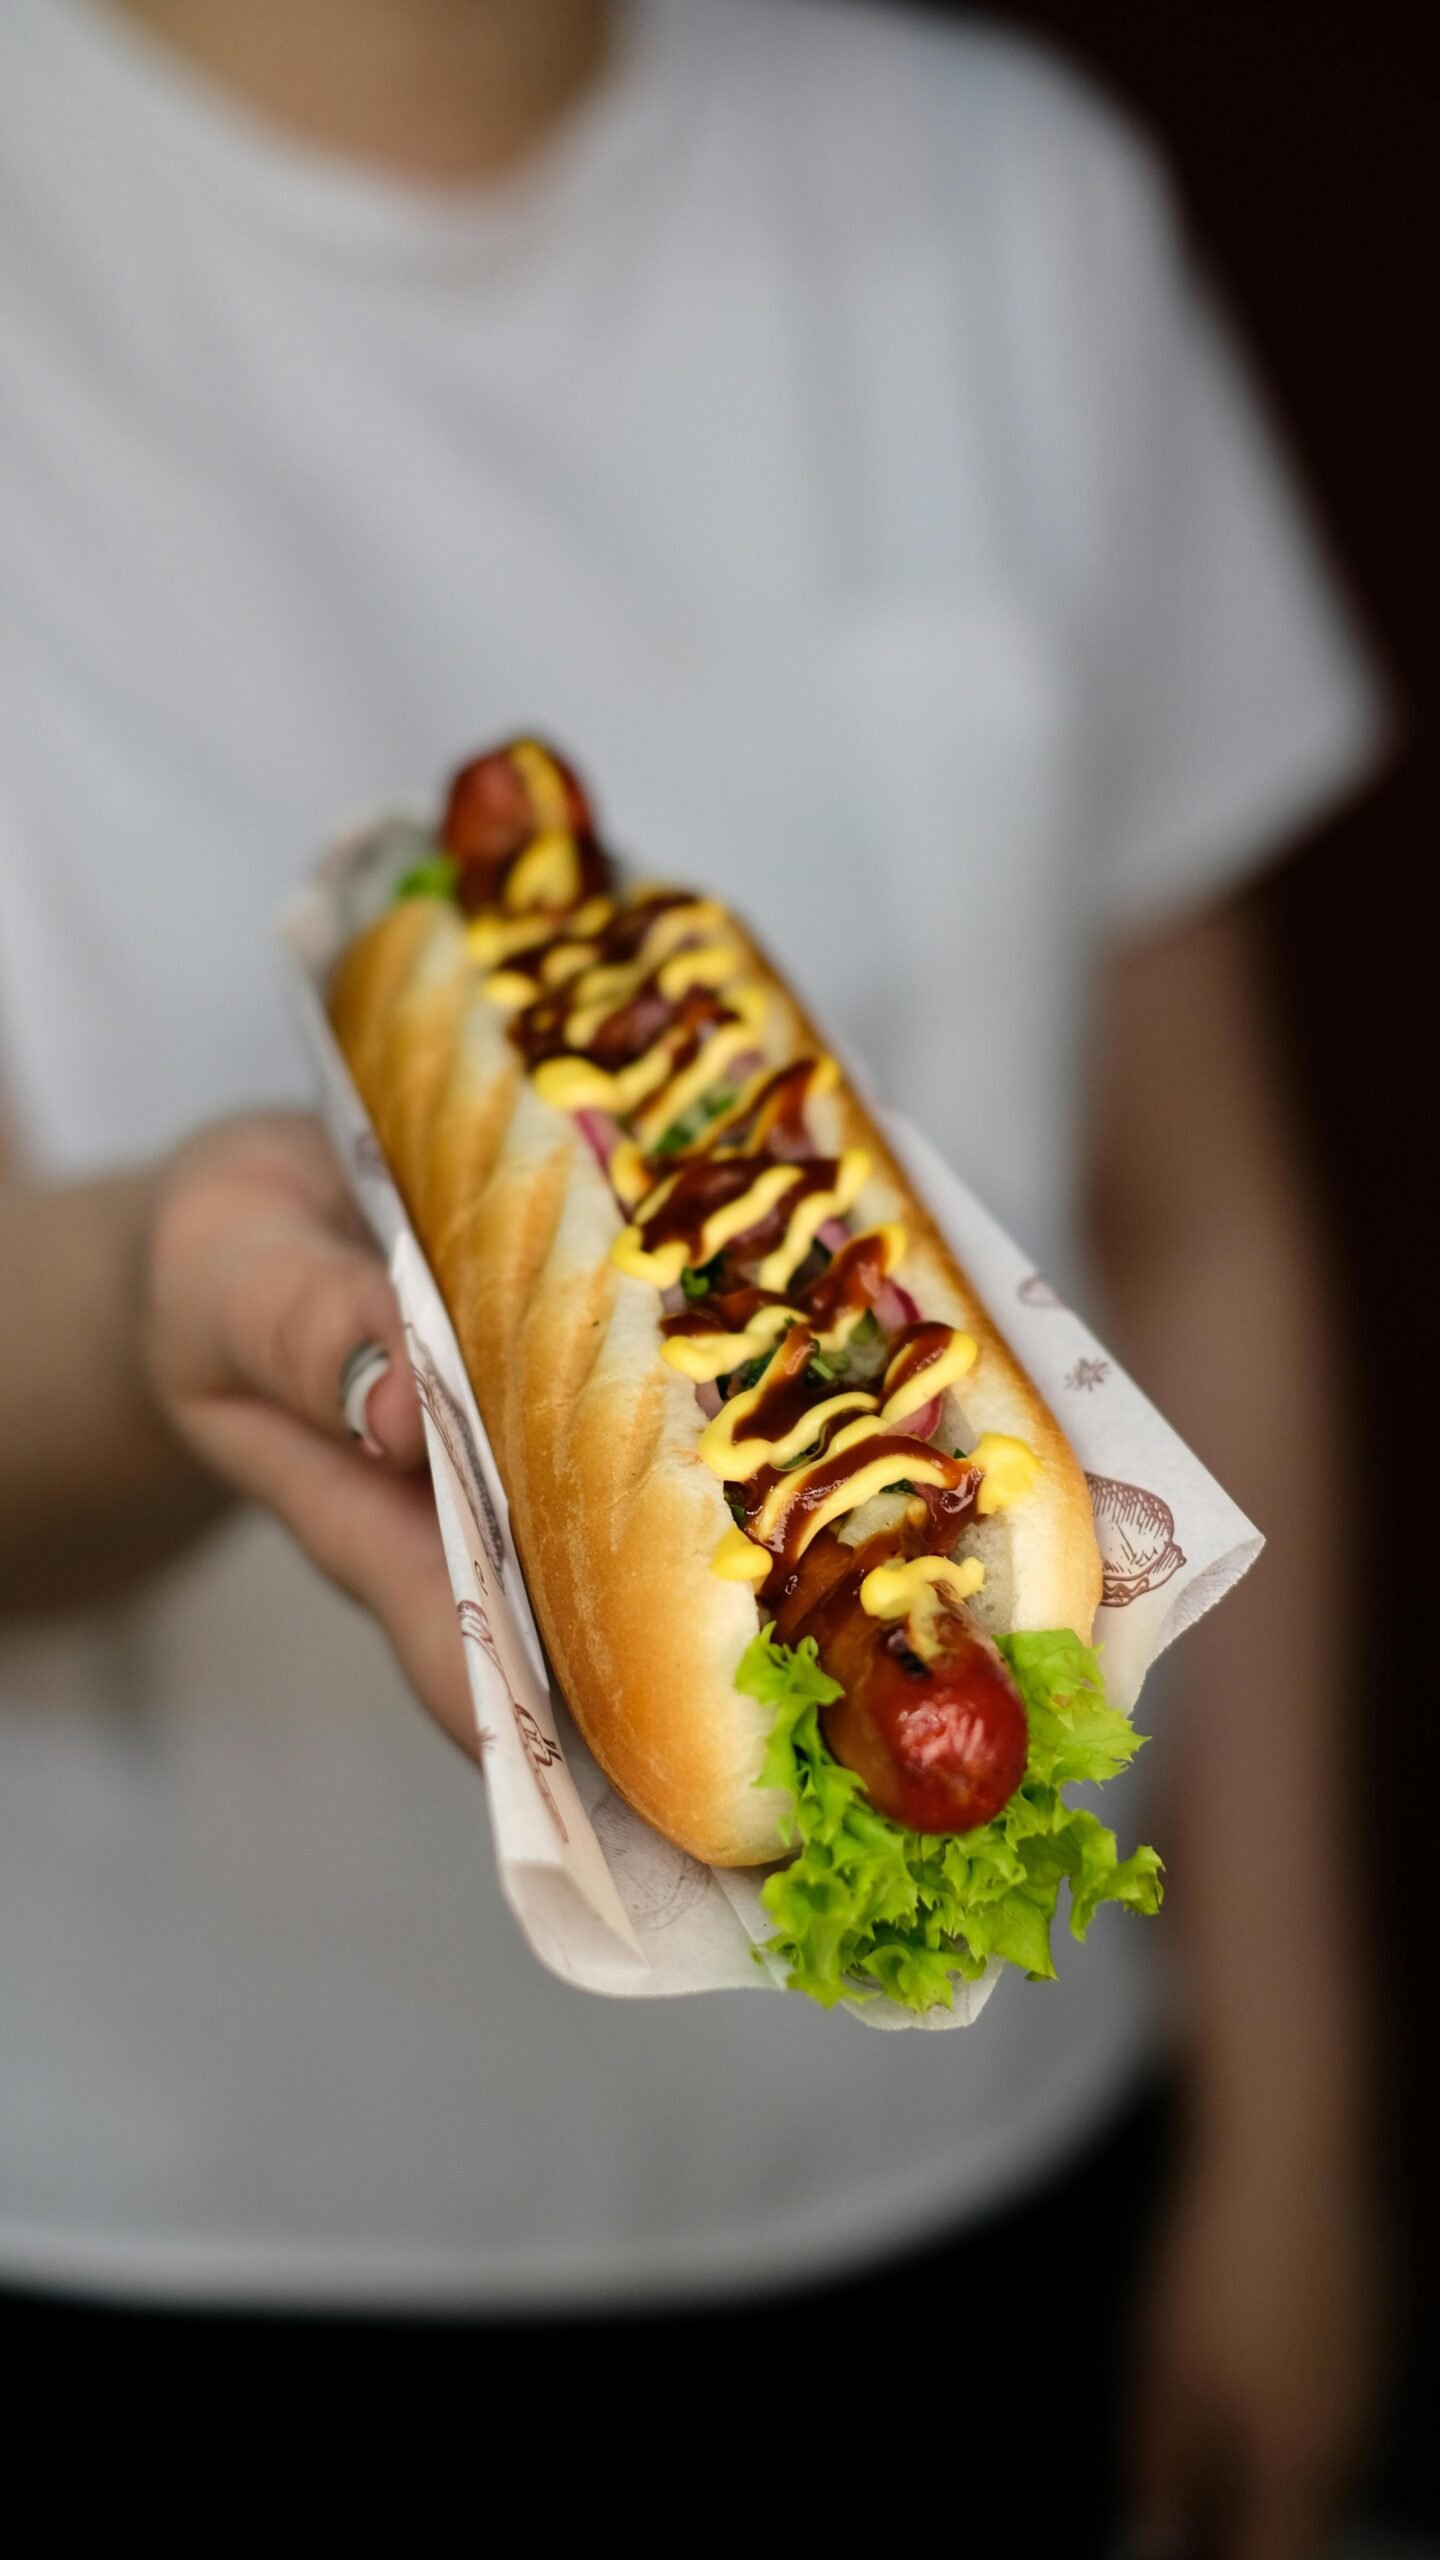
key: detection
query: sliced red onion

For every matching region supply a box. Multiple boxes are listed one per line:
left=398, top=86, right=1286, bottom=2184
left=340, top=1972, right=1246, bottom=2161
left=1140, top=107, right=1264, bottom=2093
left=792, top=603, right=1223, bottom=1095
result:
left=816, top=1217, right=851, bottom=1253
left=575, top=1107, right=621, bottom=1173
left=651, top=1285, right=725, bottom=1415
left=903, top=1394, right=942, bottom=1443
left=768, top=1124, right=815, bottom=1162
left=873, top=1276, right=916, bottom=1333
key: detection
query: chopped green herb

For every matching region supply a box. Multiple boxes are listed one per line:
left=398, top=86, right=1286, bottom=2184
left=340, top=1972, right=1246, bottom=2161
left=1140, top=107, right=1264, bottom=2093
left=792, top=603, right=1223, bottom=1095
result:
left=394, top=853, right=459, bottom=902
left=806, top=1351, right=843, bottom=1386
left=653, top=1084, right=739, bottom=1157
left=885, top=1478, right=917, bottom=1497
left=680, top=1256, right=727, bottom=1303
left=776, top=1439, right=823, bottom=1473
left=727, top=1498, right=748, bottom=1525
left=850, top=1310, right=880, bottom=1347
left=732, top=1349, right=778, bottom=1395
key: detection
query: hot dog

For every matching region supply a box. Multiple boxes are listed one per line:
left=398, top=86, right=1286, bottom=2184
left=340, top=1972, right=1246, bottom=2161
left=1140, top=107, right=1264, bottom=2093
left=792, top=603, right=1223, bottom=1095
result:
left=330, top=739, right=1161, bottom=2010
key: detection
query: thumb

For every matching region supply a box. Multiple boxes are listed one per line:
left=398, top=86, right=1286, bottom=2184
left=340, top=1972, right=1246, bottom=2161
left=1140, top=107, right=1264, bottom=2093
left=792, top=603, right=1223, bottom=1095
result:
left=201, top=1394, right=477, bottom=1759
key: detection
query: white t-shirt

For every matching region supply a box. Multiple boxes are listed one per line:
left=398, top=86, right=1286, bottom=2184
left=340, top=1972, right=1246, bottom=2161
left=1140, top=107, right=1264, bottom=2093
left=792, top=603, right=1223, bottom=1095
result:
left=0, top=0, right=1383, bottom=2308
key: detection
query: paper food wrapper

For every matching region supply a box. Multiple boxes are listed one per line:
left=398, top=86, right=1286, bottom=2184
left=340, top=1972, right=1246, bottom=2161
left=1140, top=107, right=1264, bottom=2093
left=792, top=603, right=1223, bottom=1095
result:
left=281, top=813, right=1262, bottom=2029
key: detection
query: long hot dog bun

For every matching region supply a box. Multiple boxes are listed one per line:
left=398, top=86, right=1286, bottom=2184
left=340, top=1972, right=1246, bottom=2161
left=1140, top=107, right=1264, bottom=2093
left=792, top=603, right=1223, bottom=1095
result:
left=330, top=888, right=1101, bottom=1867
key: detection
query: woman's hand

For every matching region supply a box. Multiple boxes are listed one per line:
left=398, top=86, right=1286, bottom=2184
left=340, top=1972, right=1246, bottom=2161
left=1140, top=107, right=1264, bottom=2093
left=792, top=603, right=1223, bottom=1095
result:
left=1130, top=2126, right=1384, bottom=2560
left=143, top=1111, right=475, bottom=1756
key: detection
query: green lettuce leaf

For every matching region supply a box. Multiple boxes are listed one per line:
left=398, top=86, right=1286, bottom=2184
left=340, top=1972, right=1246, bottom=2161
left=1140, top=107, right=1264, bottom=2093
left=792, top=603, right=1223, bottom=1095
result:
left=738, top=1623, right=1162, bottom=2015
left=394, top=852, right=460, bottom=902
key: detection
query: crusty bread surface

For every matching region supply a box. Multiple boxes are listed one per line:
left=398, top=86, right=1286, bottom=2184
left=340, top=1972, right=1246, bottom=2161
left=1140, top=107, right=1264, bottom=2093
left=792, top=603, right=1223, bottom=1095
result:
left=329, top=892, right=1101, bottom=1865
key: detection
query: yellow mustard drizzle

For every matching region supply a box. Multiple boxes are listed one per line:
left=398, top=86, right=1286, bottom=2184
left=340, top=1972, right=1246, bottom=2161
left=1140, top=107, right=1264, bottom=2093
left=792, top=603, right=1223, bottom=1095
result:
left=505, top=829, right=582, bottom=912
left=509, top=739, right=575, bottom=832
left=754, top=1147, right=870, bottom=1292
left=613, top=1161, right=804, bottom=1288
left=562, top=938, right=739, bottom=1049
left=483, top=966, right=545, bottom=1009
left=858, top=1554, right=987, bottom=1661
left=452, top=834, right=1038, bottom=1589
left=626, top=1019, right=772, bottom=1154
left=878, top=1327, right=978, bottom=1425
left=712, top=1523, right=772, bottom=1584
left=967, top=1433, right=1041, bottom=1515
left=465, top=912, right=560, bottom=970
left=698, top=1383, right=878, bottom=1483
left=606, top=1138, right=653, bottom=1211
left=532, top=1032, right=691, bottom=1116
left=537, top=940, right=598, bottom=989
left=658, top=1301, right=795, bottom=1382
left=754, top=1441, right=959, bottom=1561
left=655, top=1221, right=905, bottom=1379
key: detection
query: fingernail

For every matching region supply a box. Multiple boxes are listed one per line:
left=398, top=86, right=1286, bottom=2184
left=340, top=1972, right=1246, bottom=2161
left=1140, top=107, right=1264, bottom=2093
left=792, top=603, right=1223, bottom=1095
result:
left=340, top=1340, right=391, bottom=1456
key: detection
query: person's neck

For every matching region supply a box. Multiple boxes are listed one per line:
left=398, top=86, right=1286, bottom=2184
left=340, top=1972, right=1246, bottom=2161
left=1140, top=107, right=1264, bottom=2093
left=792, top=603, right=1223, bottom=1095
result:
left=112, top=0, right=615, bottom=185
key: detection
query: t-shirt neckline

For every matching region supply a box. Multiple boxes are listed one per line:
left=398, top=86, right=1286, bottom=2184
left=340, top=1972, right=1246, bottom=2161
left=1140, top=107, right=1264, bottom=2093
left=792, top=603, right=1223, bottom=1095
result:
left=18, top=0, right=676, bottom=266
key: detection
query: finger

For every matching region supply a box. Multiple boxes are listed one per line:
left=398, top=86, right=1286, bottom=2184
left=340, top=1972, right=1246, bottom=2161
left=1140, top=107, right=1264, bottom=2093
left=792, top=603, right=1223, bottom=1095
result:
left=192, top=1109, right=363, bottom=1232
left=215, top=1217, right=425, bottom=1465
left=197, top=1394, right=476, bottom=1756
left=150, top=1121, right=425, bottom=1463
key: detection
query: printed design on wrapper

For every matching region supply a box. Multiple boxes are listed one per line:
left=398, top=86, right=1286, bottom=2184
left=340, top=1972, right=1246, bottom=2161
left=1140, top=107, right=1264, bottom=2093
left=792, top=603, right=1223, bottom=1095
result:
left=1086, top=1474, right=1186, bottom=1609
left=458, top=1593, right=501, bottom=1667
left=1017, top=1272, right=1065, bottom=1308
left=590, top=1794, right=711, bottom=1930
left=453, top=1598, right=497, bottom=1756
left=406, top=1330, right=505, bottom=1576
left=1065, top=1356, right=1110, bottom=1393
left=512, top=1702, right=569, bottom=1842
left=457, top=1590, right=569, bottom=1840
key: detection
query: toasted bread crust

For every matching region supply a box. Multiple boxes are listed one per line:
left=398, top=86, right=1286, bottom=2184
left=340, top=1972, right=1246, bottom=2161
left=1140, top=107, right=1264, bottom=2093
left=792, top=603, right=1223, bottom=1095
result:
left=330, top=893, right=1101, bottom=1864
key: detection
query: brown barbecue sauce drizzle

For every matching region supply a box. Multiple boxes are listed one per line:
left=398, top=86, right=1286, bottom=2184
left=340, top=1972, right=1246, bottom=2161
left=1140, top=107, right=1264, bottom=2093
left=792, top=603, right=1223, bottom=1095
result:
left=880, top=1320, right=961, bottom=1403
left=440, top=793, right=985, bottom=1706
left=507, top=899, right=720, bottom=1074
left=638, top=1156, right=840, bottom=1262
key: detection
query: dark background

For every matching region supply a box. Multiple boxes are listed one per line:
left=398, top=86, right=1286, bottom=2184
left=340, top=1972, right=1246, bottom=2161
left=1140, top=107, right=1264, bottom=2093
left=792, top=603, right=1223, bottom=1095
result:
left=913, top=0, right=1437, bottom=2529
